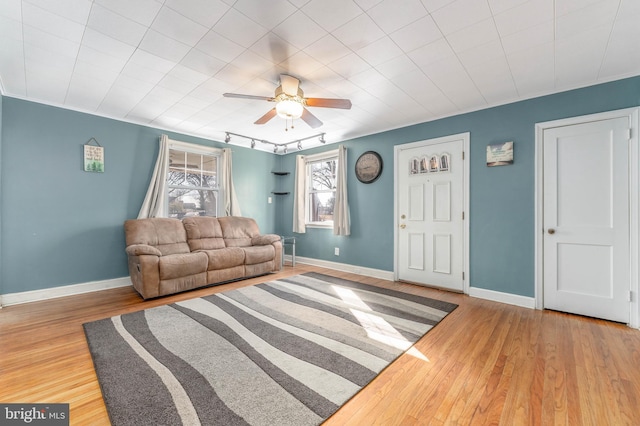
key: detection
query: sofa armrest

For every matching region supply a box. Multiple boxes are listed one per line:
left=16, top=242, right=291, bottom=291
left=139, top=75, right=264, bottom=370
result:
left=126, top=244, right=162, bottom=257
left=251, top=234, right=281, bottom=246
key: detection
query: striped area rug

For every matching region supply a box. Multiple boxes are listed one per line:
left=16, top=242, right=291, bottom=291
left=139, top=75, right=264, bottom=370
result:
left=84, top=272, right=457, bottom=426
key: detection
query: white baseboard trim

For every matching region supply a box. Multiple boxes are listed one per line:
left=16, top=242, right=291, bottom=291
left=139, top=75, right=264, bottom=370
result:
left=291, top=256, right=395, bottom=281
left=469, top=286, right=536, bottom=309
left=0, top=277, right=131, bottom=307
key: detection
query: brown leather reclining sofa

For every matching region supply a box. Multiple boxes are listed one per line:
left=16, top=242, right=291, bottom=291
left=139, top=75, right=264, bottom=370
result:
left=124, top=216, right=282, bottom=299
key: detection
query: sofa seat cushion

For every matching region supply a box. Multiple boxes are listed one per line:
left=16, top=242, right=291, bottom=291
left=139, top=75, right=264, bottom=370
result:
left=242, top=245, right=275, bottom=265
left=159, top=252, right=208, bottom=280
left=201, top=247, right=245, bottom=270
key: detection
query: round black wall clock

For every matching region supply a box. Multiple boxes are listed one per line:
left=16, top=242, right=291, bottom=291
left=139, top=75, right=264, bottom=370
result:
left=355, top=151, right=383, bottom=183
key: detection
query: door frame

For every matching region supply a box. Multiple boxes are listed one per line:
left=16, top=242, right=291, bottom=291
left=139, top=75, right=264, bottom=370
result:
left=393, top=132, right=471, bottom=294
left=534, top=107, right=640, bottom=328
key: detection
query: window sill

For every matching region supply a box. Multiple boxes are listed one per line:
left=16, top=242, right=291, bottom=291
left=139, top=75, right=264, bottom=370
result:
left=305, top=223, right=333, bottom=229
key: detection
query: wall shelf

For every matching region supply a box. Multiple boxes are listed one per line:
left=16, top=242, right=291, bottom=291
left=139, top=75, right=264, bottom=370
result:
left=271, top=191, right=290, bottom=195
left=272, top=171, right=290, bottom=176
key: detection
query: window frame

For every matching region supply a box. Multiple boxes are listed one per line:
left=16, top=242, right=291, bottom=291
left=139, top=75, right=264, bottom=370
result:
left=304, top=149, right=339, bottom=228
left=166, top=141, right=222, bottom=218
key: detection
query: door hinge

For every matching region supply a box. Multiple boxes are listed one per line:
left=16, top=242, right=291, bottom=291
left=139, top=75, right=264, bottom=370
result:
left=462, top=211, right=465, bottom=220
left=628, top=128, right=632, bottom=140
left=462, top=151, right=465, bottom=160
left=629, top=291, right=633, bottom=302
left=462, top=271, right=465, bottom=280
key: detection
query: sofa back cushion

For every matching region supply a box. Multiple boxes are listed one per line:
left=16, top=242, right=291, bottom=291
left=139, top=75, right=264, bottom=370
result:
left=183, top=217, right=226, bottom=251
left=218, top=216, right=261, bottom=247
left=124, top=218, right=191, bottom=256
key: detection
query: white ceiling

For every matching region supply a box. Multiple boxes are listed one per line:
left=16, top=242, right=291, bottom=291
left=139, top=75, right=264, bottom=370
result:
left=1, top=0, right=639, bottom=153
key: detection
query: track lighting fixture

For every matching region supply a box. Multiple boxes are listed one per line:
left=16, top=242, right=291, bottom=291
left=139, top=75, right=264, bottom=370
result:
left=222, top=132, right=326, bottom=154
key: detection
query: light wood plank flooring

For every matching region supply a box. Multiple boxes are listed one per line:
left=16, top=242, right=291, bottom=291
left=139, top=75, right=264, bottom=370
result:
left=1, top=265, right=639, bottom=425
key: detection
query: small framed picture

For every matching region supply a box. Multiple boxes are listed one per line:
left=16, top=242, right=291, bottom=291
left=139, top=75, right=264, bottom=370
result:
left=487, top=141, right=513, bottom=167
left=84, top=144, right=104, bottom=172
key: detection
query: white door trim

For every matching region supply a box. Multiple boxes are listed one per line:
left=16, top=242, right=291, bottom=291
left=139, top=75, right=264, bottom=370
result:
left=535, top=107, right=640, bottom=328
left=394, top=133, right=471, bottom=294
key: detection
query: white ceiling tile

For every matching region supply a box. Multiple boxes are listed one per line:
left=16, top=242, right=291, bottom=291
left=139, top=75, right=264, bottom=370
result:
left=389, top=15, right=442, bottom=53
left=214, top=8, right=269, bottom=48
left=196, top=30, right=245, bottom=63
left=139, top=30, right=191, bottom=63
left=356, top=36, right=404, bottom=66
left=81, top=29, right=136, bottom=60
left=376, top=55, right=419, bottom=80
left=494, top=0, right=554, bottom=37
left=447, top=18, right=499, bottom=53
left=87, top=4, right=148, bottom=46
left=555, top=26, right=610, bottom=86
left=457, top=39, right=505, bottom=69
left=99, top=85, right=146, bottom=115
left=420, top=0, right=456, bottom=13
left=127, top=49, right=175, bottom=75
left=0, top=40, right=26, bottom=95
left=487, top=0, right=528, bottom=15
left=214, top=63, right=256, bottom=87
left=555, top=1, right=618, bottom=40
left=66, top=75, right=111, bottom=110
left=0, top=0, right=22, bottom=20
left=22, top=2, right=85, bottom=43
left=23, top=26, right=80, bottom=58
left=180, top=49, right=226, bottom=76
left=555, top=0, right=609, bottom=17
left=157, top=73, right=201, bottom=95
left=333, top=14, right=385, bottom=51
left=349, top=68, right=388, bottom=89
left=229, top=50, right=278, bottom=78
left=272, top=11, right=327, bottom=50
left=94, top=0, right=162, bottom=26
left=0, top=14, right=22, bottom=41
left=112, top=73, right=156, bottom=93
left=281, top=51, right=325, bottom=77
left=24, top=0, right=92, bottom=25
left=619, top=0, right=640, bottom=16
left=25, top=67, right=71, bottom=102
left=76, top=45, right=127, bottom=73
left=508, top=41, right=555, bottom=96
left=165, top=0, right=229, bottom=28
left=501, top=21, right=553, bottom=55
left=249, top=33, right=300, bottom=63
left=354, top=0, right=385, bottom=10
left=302, top=0, right=363, bottom=32
left=466, top=57, right=518, bottom=103
left=407, top=38, right=455, bottom=70
left=368, top=0, right=428, bottom=33
left=151, top=6, right=209, bottom=46
left=328, top=52, right=371, bottom=79
left=233, top=0, right=296, bottom=28
left=303, top=35, right=350, bottom=66
left=431, top=0, right=492, bottom=35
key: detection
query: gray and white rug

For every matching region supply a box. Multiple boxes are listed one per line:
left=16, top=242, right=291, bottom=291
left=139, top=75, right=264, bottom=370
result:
left=84, top=272, right=457, bottom=426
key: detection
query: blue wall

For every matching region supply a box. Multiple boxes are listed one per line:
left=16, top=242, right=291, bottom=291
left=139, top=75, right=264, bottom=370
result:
left=1, top=76, right=639, bottom=298
left=0, top=98, right=277, bottom=294
left=274, top=76, right=640, bottom=297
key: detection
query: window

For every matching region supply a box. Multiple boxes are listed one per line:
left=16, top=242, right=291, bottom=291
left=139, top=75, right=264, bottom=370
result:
left=167, top=144, right=220, bottom=218
left=306, top=150, right=338, bottom=227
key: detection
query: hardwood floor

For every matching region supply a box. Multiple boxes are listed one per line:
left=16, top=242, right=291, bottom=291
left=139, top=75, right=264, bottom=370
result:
left=1, top=265, right=639, bottom=425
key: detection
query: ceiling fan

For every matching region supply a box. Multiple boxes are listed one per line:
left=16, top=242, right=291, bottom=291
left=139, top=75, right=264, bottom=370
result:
left=223, top=74, right=352, bottom=129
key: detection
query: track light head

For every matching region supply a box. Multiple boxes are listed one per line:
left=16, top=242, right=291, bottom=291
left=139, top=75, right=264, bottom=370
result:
left=250, top=139, right=256, bottom=149
left=297, top=141, right=302, bottom=151
left=225, top=133, right=231, bottom=143
left=319, top=134, right=326, bottom=144
left=273, top=145, right=278, bottom=153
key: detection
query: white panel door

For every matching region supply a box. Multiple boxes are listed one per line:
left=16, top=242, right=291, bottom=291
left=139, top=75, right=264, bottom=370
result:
left=543, top=117, right=630, bottom=322
left=397, top=138, right=464, bottom=291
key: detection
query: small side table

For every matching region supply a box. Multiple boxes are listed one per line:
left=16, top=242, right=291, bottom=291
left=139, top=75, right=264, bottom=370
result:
left=281, top=236, right=296, bottom=267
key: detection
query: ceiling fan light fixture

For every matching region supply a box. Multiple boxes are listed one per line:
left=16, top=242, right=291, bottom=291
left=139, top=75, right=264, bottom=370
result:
left=276, top=98, right=304, bottom=119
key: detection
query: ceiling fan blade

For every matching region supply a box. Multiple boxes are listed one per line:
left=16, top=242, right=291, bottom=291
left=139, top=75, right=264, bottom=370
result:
left=223, top=93, right=274, bottom=101
left=301, top=108, right=323, bottom=129
left=305, top=97, right=352, bottom=109
left=254, top=108, right=277, bottom=125
left=280, top=74, right=300, bottom=96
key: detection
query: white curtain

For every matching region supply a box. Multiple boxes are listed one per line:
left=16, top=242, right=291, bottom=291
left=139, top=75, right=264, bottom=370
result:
left=137, top=134, right=169, bottom=218
left=333, top=145, right=350, bottom=236
left=222, top=148, right=242, bottom=217
left=293, top=154, right=306, bottom=233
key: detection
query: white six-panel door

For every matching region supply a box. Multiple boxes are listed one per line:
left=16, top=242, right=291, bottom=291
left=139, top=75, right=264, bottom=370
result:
left=395, top=135, right=467, bottom=292
left=542, top=117, right=630, bottom=322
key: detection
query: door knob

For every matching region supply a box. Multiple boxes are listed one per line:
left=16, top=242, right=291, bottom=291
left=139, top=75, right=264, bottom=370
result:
left=401, top=214, right=406, bottom=219
left=400, top=224, right=406, bottom=229
left=548, top=228, right=555, bottom=235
